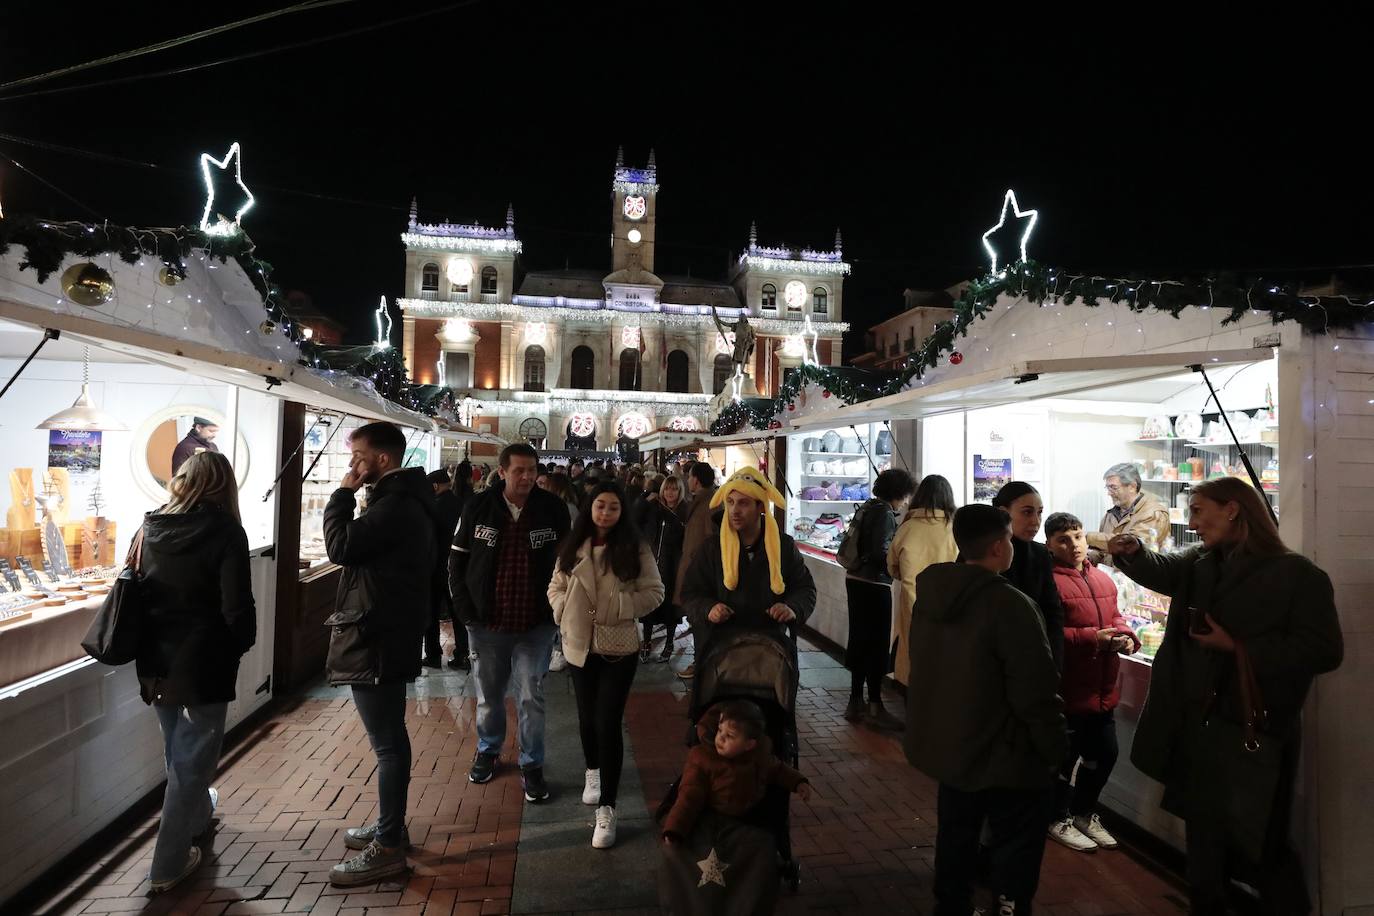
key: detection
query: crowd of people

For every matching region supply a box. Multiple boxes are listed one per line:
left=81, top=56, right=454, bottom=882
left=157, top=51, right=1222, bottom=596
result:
left=125, top=426, right=1344, bottom=916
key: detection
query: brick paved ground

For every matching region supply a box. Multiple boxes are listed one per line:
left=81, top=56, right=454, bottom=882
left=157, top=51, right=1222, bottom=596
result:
left=22, top=629, right=1188, bottom=916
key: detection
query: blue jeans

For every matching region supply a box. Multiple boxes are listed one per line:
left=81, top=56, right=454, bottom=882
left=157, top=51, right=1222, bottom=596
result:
left=467, top=623, right=557, bottom=768
left=351, top=683, right=411, bottom=848
left=151, top=703, right=226, bottom=882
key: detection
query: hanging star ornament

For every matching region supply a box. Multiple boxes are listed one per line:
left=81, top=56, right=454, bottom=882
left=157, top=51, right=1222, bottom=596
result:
left=696, top=848, right=730, bottom=888
left=199, top=142, right=255, bottom=236
left=980, top=188, right=1038, bottom=275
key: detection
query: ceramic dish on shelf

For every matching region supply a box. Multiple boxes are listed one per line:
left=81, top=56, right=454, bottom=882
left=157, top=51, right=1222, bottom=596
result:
left=1140, top=415, right=1173, bottom=439
left=1174, top=412, right=1203, bottom=439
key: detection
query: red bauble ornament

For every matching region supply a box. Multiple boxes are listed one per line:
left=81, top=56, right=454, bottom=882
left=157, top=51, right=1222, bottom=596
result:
left=949, top=350, right=964, bottom=365
left=769, top=420, right=782, bottom=429
left=822, top=390, right=831, bottom=398
left=787, top=402, right=795, bottom=411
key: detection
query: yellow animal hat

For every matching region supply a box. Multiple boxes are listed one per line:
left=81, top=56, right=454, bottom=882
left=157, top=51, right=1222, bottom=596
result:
left=710, top=466, right=787, bottom=595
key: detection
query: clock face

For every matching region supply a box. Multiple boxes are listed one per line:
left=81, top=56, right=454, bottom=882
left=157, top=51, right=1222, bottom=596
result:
left=784, top=280, right=807, bottom=309
left=623, top=195, right=646, bottom=220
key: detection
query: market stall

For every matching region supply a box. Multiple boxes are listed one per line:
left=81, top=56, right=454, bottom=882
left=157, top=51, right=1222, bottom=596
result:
left=789, top=292, right=1374, bottom=911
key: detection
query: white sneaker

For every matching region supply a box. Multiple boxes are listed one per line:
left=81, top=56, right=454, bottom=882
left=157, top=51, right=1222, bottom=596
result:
left=1048, top=817, right=1097, bottom=852
left=582, top=768, right=601, bottom=806
left=592, top=805, right=617, bottom=848
left=1073, top=813, right=1118, bottom=848
left=549, top=648, right=567, bottom=672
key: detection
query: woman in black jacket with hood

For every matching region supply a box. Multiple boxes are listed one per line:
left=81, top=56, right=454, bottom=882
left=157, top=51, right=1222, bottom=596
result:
left=638, top=473, right=688, bottom=662
left=843, top=468, right=916, bottom=729
left=138, top=451, right=256, bottom=894
left=992, top=481, right=1065, bottom=671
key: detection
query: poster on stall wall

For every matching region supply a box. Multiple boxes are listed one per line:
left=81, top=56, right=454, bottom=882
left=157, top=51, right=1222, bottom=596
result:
left=972, top=455, right=1012, bottom=504
left=47, top=430, right=102, bottom=519
left=1014, top=423, right=1044, bottom=482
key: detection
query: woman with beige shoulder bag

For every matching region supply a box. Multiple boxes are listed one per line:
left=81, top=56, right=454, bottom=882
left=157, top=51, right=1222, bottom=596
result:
left=549, top=480, right=665, bottom=850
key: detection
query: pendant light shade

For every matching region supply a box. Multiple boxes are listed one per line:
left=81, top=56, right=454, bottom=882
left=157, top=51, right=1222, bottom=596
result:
left=35, top=346, right=128, bottom=431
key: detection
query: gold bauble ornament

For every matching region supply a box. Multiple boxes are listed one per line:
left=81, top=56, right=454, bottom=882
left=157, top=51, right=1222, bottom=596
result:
left=259, top=319, right=277, bottom=335
left=157, top=267, right=183, bottom=287
left=60, top=262, right=115, bottom=307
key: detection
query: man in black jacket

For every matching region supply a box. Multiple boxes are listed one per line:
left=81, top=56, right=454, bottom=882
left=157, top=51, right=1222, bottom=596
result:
left=449, top=443, right=569, bottom=801
left=322, top=422, right=436, bottom=887
left=424, top=469, right=467, bottom=670
left=679, top=467, right=817, bottom=665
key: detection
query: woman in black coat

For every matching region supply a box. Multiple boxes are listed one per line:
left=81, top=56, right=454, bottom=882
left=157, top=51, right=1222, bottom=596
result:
left=639, top=474, right=688, bottom=662
left=992, top=482, right=1065, bottom=671
left=137, top=451, right=256, bottom=894
left=843, top=468, right=916, bottom=729
left=1109, top=477, right=1342, bottom=913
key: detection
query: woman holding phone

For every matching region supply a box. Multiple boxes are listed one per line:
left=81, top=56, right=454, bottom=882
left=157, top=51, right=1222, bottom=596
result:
left=1108, top=477, right=1342, bottom=913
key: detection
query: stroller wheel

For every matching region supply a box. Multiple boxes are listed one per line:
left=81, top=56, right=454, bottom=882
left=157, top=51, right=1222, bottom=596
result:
left=780, top=858, right=801, bottom=892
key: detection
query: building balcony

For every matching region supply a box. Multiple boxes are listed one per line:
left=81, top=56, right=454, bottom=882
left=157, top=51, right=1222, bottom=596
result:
left=418, top=289, right=439, bottom=300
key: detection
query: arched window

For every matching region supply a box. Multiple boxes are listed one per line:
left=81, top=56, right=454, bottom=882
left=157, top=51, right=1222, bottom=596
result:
left=813, top=287, right=828, bottom=314
left=523, top=345, right=545, bottom=392
left=421, top=262, right=439, bottom=291
left=570, top=345, right=595, bottom=389
left=619, top=348, right=642, bottom=391
left=666, top=349, right=690, bottom=393
left=713, top=354, right=735, bottom=394
left=760, top=283, right=777, bottom=310
left=480, top=266, right=498, bottom=294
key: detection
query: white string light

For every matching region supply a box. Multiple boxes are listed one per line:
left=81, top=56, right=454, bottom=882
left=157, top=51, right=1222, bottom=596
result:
left=981, top=189, right=1038, bottom=274
left=374, top=296, right=392, bottom=350
left=199, top=142, right=254, bottom=236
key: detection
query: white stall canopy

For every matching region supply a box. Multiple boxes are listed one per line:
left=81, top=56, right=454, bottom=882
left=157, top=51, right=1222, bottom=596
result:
left=788, top=348, right=1275, bottom=432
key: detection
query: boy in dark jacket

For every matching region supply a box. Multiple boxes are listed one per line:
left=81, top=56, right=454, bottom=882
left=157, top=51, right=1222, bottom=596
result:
left=323, top=422, right=437, bottom=887
left=905, top=504, right=1066, bottom=916
left=1044, top=513, right=1139, bottom=854
left=661, top=700, right=811, bottom=842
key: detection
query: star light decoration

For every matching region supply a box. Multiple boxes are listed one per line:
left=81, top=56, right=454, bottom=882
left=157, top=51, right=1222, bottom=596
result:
left=374, top=296, right=392, bottom=350
left=980, top=188, right=1038, bottom=274
left=696, top=848, right=730, bottom=888
left=199, top=142, right=255, bottom=237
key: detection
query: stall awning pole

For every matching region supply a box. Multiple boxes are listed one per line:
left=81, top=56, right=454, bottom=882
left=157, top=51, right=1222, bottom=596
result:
left=1191, top=364, right=1278, bottom=525
left=0, top=328, right=59, bottom=401
left=850, top=425, right=881, bottom=476
left=262, top=411, right=330, bottom=502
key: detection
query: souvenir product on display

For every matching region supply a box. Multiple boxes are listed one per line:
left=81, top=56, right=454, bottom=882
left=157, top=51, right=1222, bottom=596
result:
left=843, top=458, right=867, bottom=476
left=799, top=486, right=828, bottom=501
left=1174, top=412, right=1204, bottom=440
left=806, top=461, right=828, bottom=475
left=840, top=483, right=867, bottom=501
left=1164, top=465, right=1178, bottom=480
left=826, top=459, right=845, bottom=475
left=1152, top=460, right=1169, bottom=479
left=1188, top=457, right=1205, bottom=480
left=1262, top=459, right=1279, bottom=488
left=1227, top=411, right=1254, bottom=440
left=792, top=517, right=816, bottom=537
left=839, top=434, right=862, bottom=454
left=875, top=430, right=892, bottom=456
left=803, top=438, right=821, bottom=453
left=822, top=481, right=842, bottom=500
left=820, top=431, right=842, bottom=453
left=1140, top=416, right=1173, bottom=439
left=1138, top=623, right=1166, bottom=659
left=1176, top=488, right=1192, bottom=511
left=1209, top=461, right=1226, bottom=479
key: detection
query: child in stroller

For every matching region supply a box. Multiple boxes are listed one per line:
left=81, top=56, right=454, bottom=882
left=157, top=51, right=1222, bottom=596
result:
left=655, top=625, right=806, bottom=904
left=661, top=699, right=811, bottom=843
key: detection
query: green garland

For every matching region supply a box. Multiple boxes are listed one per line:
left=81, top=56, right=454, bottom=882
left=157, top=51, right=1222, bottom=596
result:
left=0, top=215, right=466, bottom=419
left=711, top=259, right=1374, bottom=434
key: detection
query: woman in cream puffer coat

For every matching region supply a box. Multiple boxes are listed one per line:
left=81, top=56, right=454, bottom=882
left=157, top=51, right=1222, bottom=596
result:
left=548, top=480, right=664, bottom=849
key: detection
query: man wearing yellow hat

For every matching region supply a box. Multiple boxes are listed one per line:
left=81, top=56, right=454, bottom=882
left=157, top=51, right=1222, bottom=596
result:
left=679, top=467, right=816, bottom=659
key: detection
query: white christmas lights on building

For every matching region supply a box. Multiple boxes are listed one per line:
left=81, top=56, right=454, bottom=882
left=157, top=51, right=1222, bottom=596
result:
left=524, top=322, right=548, bottom=345
left=447, top=258, right=474, bottom=287
left=400, top=232, right=522, bottom=254
left=373, top=296, right=392, bottom=350
left=397, top=299, right=849, bottom=336
left=199, top=142, right=255, bottom=236
left=981, top=188, right=1038, bottom=274
left=737, top=254, right=851, bottom=277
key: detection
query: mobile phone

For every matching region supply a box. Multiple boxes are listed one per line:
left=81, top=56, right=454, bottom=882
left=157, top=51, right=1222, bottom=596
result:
left=1188, top=606, right=1212, bottom=635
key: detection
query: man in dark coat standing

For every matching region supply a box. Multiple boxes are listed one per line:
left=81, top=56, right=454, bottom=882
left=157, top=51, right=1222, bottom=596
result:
left=170, top=417, right=220, bottom=475
left=424, top=468, right=468, bottom=669
left=322, top=422, right=437, bottom=888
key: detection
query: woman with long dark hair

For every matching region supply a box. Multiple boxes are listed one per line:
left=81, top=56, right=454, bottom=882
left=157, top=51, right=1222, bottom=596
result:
left=139, top=452, right=256, bottom=893
left=992, top=481, right=1065, bottom=670
left=887, top=474, right=959, bottom=686
left=843, top=467, right=917, bottom=729
left=1109, top=477, right=1341, bottom=913
left=548, top=481, right=664, bottom=849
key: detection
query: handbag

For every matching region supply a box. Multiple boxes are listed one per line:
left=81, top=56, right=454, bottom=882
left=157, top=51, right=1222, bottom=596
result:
left=1194, top=640, right=1282, bottom=862
left=592, top=620, right=640, bottom=656
left=81, top=528, right=146, bottom=666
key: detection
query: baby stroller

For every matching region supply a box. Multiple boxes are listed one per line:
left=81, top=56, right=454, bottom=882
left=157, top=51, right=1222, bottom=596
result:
left=655, top=622, right=802, bottom=913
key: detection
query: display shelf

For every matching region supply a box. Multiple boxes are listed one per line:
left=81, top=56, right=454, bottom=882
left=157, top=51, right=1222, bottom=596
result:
left=1132, top=437, right=1181, bottom=444
left=802, top=451, right=869, bottom=458
left=1141, top=478, right=1190, bottom=484
left=799, top=497, right=861, bottom=503
left=800, top=473, right=868, bottom=479
left=1185, top=438, right=1278, bottom=456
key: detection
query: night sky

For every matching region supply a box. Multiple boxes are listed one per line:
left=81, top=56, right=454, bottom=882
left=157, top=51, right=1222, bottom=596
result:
left=2, top=3, right=1367, bottom=358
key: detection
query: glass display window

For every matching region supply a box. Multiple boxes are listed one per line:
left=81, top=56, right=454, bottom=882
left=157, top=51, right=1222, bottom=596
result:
left=785, top=422, right=891, bottom=555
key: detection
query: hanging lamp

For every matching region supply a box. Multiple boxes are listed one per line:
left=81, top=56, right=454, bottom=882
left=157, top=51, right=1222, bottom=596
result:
left=36, top=346, right=128, bottom=431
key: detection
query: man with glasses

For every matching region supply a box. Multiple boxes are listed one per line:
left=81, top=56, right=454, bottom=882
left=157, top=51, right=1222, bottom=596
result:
left=1085, top=463, right=1172, bottom=564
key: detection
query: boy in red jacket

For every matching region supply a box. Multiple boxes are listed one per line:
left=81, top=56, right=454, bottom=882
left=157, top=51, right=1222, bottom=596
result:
left=1043, top=512, right=1140, bottom=854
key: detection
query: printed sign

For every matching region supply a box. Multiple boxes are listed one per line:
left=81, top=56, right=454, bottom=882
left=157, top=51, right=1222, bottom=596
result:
left=972, top=455, right=1013, bottom=503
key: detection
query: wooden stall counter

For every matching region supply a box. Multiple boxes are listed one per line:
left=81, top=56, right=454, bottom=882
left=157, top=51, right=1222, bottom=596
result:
left=0, top=594, right=102, bottom=688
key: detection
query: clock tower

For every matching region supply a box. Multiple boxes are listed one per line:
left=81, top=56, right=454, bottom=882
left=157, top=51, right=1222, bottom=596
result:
left=611, top=146, right=657, bottom=274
